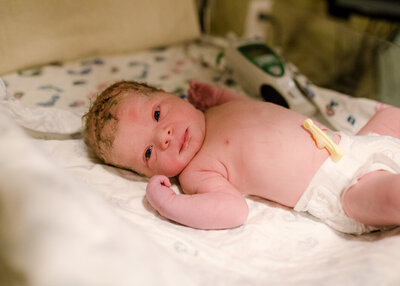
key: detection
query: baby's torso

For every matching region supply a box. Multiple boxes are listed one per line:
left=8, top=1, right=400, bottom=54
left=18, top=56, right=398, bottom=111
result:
left=180, top=100, right=331, bottom=207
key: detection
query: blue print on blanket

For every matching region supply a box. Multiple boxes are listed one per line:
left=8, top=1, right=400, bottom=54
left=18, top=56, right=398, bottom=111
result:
left=326, top=100, right=339, bottom=116
left=128, top=61, right=149, bottom=79
left=36, top=85, right=63, bottom=107
left=69, top=100, right=85, bottom=107
left=347, top=115, right=356, bottom=126
left=39, top=85, right=64, bottom=93
left=67, top=68, right=92, bottom=75
left=73, top=80, right=86, bottom=86
left=37, top=95, right=60, bottom=107
left=67, top=59, right=104, bottom=76
left=81, top=59, right=104, bottom=66
left=18, top=67, right=43, bottom=77
left=154, top=56, right=165, bottom=62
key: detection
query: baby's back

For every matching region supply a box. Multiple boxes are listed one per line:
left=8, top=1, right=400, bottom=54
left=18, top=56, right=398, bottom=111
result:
left=188, top=100, right=330, bottom=207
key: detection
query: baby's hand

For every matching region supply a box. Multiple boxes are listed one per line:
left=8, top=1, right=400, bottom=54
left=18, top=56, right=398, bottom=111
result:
left=146, top=175, right=176, bottom=212
left=188, top=81, right=221, bottom=111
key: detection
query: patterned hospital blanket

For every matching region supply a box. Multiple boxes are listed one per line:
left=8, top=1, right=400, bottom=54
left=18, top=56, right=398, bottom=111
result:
left=1, top=39, right=387, bottom=135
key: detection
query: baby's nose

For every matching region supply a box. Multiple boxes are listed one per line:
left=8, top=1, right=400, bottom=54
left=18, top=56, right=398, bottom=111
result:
left=157, top=126, right=173, bottom=150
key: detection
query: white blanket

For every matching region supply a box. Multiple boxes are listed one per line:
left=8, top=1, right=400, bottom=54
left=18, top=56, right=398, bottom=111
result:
left=1, top=41, right=400, bottom=285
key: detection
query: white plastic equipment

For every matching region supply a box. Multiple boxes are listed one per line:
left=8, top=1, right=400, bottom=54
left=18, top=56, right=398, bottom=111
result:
left=225, top=39, right=316, bottom=116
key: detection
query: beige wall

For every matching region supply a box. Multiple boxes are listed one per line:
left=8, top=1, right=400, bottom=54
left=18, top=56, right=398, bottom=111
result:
left=0, top=0, right=200, bottom=75
left=209, top=0, right=250, bottom=36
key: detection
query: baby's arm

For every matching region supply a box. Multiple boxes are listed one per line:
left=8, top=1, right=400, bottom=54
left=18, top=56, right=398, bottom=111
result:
left=188, top=81, right=247, bottom=112
left=146, top=174, right=249, bottom=229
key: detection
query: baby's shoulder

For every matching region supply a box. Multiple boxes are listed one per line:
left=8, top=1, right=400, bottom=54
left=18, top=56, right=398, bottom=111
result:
left=178, top=155, right=228, bottom=194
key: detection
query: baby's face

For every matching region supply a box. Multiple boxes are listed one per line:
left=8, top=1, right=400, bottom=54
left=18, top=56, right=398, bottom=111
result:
left=111, top=91, right=206, bottom=177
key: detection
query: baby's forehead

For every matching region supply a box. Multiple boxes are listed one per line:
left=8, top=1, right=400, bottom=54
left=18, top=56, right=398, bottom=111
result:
left=118, top=90, right=166, bottom=108
left=114, top=91, right=152, bottom=121
left=117, top=91, right=146, bottom=108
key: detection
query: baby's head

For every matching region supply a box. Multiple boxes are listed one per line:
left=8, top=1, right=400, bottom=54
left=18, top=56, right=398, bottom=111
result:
left=84, top=80, right=206, bottom=177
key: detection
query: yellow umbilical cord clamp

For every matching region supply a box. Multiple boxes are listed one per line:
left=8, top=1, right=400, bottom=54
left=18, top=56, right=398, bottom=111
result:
left=303, top=119, right=345, bottom=162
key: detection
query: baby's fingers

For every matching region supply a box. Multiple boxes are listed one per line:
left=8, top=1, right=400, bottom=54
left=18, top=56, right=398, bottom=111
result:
left=146, top=175, right=175, bottom=211
left=148, top=175, right=171, bottom=188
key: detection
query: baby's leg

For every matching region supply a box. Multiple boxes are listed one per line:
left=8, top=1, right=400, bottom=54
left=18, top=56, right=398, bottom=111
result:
left=357, top=107, right=400, bottom=139
left=188, top=81, right=247, bottom=111
left=343, top=170, right=400, bottom=226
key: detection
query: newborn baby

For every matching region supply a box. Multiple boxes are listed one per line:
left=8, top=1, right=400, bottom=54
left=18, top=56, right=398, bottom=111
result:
left=84, top=80, right=400, bottom=234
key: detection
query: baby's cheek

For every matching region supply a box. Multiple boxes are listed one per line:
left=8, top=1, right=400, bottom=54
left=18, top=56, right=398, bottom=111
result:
left=157, top=160, right=184, bottom=177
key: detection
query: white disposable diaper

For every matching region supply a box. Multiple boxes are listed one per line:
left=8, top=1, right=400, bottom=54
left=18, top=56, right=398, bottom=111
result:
left=295, top=132, right=400, bottom=234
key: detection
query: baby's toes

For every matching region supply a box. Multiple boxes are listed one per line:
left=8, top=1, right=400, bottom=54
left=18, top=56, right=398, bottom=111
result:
left=188, top=85, right=203, bottom=102
left=187, top=88, right=199, bottom=105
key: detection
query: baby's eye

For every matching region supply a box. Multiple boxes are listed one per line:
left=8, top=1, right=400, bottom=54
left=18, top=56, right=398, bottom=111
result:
left=145, top=146, right=153, bottom=160
left=154, top=107, right=160, bottom=121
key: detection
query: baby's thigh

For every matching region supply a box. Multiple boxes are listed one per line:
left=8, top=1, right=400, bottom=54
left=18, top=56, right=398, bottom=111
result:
left=357, top=107, right=400, bottom=138
left=343, top=170, right=400, bottom=226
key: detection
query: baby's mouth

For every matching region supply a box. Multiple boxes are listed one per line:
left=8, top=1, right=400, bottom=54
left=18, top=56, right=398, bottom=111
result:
left=179, top=128, right=189, bottom=154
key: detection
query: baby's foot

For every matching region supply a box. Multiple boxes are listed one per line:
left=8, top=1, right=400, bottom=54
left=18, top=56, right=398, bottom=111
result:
left=188, top=81, right=221, bottom=111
